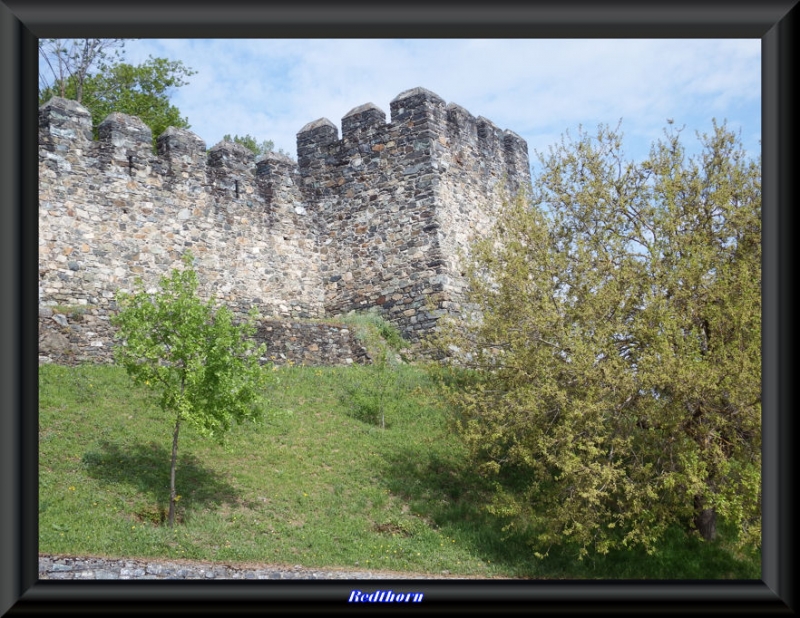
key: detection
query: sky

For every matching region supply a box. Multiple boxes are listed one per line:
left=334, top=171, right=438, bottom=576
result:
left=57, top=38, right=762, bottom=170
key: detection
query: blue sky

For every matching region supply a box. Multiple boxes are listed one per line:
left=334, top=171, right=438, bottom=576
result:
left=64, top=38, right=763, bottom=169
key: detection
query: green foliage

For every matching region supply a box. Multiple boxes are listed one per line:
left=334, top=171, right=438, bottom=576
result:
left=376, top=321, right=409, bottom=352
left=40, top=53, right=196, bottom=148
left=50, top=304, right=92, bottom=320
left=112, top=253, right=268, bottom=440
left=341, top=351, right=398, bottom=429
left=340, top=309, right=410, bottom=355
left=221, top=133, right=292, bottom=159
left=111, top=253, right=269, bottom=525
left=222, top=133, right=275, bottom=159
left=430, top=121, right=761, bottom=559
left=338, top=311, right=410, bottom=429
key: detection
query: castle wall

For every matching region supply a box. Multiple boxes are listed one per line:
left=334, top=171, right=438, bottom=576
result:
left=38, top=88, right=531, bottom=360
left=255, top=320, right=370, bottom=366
left=435, top=105, right=530, bottom=314
left=295, top=87, right=530, bottom=339
left=296, top=88, right=449, bottom=339
left=39, top=97, right=324, bottom=322
left=38, top=307, right=370, bottom=367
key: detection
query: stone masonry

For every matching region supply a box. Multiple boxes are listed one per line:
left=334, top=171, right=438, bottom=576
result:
left=38, top=87, right=531, bottom=363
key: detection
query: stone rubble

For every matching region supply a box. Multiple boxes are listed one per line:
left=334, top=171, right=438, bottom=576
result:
left=38, top=554, right=484, bottom=580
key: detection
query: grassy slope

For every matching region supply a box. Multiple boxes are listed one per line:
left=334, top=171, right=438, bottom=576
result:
left=38, top=360, right=760, bottom=579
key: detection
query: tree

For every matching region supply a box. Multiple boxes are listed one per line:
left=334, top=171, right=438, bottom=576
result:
left=39, top=38, right=126, bottom=103
left=431, top=121, right=761, bottom=558
left=79, top=56, right=196, bottom=143
left=222, top=134, right=275, bottom=159
left=40, top=49, right=196, bottom=148
left=111, top=254, right=269, bottom=527
left=222, top=133, right=290, bottom=159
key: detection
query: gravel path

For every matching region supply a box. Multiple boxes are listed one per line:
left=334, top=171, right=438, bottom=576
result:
left=39, top=553, right=494, bottom=580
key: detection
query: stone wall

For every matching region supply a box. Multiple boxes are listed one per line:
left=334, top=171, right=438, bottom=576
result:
left=39, top=97, right=323, bottom=321
left=38, top=306, right=116, bottom=366
left=38, top=87, right=530, bottom=363
left=255, top=320, right=370, bottom=366
left=38, top=306, right=370, bottom=367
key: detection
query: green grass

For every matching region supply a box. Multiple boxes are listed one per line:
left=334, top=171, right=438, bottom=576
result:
left=39, top=361, right=760, bottom=579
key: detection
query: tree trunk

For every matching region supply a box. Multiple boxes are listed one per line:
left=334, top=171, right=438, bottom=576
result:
left=167, top=416, right=180, bottom=527
left=694, top=496, right=717, bottom=541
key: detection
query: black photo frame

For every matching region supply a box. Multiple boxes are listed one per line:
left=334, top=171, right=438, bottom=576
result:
left=1, top=1, right=795, bottom=614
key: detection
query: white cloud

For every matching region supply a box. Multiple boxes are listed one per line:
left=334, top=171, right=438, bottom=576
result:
left=106, top=38, right=760, bottom=163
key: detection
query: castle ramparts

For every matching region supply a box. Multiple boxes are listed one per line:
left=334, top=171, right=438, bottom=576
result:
left=38, top=87, right=531, bottom=363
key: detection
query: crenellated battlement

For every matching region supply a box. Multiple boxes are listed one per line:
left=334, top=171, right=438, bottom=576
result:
left=295, top=87, right=528, bottom=201
left=41, top=97, right=277, bottom=202
left=341, top=102, right=386, bottom=140
left=38, top=87, right=531, bottom=356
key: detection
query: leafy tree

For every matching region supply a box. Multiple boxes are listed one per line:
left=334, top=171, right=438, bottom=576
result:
left=40, top=51, right=196, bottom=148
left=222, top=133, right=291, bottom=159
left=111, top=254, right=269, bottom=527
left=430, top=121, right=761, bottom=559
left=222, top=133, right=275, bottom=158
